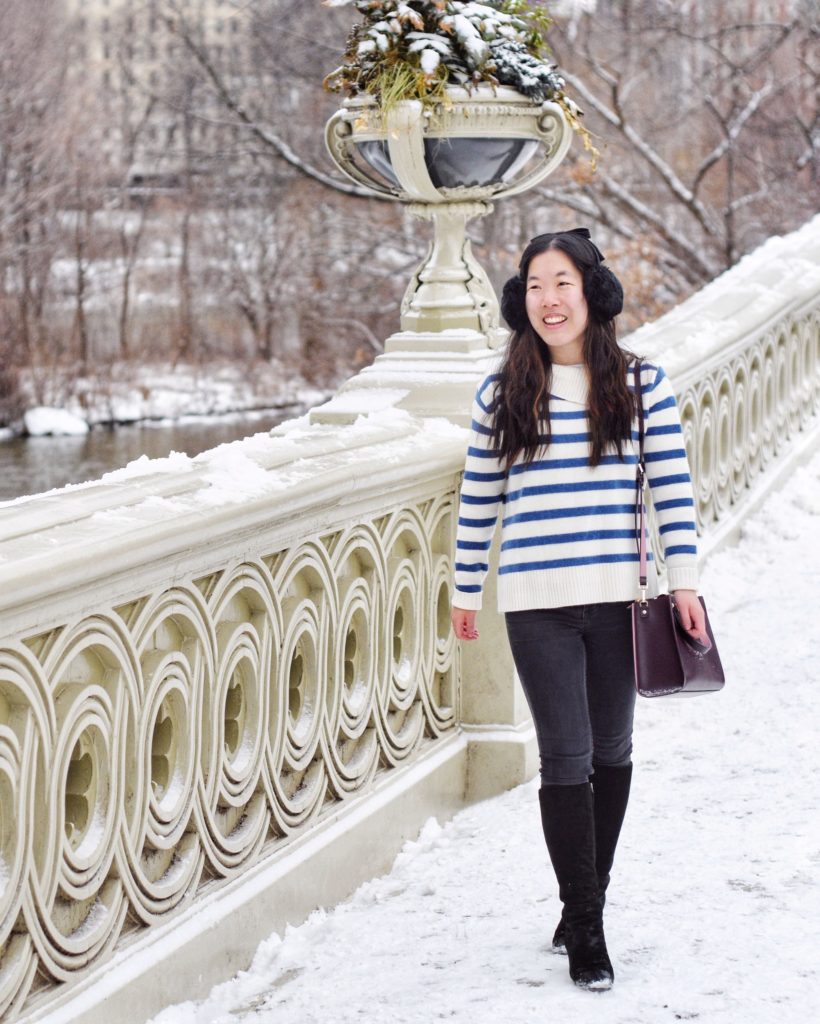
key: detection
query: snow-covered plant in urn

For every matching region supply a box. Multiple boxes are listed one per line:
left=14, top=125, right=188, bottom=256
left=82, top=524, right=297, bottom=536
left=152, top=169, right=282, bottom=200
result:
left=323, top=1, right=573, bottom=114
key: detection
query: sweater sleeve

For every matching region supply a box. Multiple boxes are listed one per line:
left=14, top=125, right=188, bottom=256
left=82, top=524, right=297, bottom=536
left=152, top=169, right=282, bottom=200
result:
left=452, top=376, right=507, bottom=611
left=642, top=364, right=700, bottom=592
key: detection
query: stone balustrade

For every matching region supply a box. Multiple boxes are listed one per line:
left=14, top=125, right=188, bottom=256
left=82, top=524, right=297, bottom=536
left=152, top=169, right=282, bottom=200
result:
left=631, top=215, right=820, bottom=563
left=1, top=215, right=819, bottom=1024
left=0, top=414, right=476, bottom=1023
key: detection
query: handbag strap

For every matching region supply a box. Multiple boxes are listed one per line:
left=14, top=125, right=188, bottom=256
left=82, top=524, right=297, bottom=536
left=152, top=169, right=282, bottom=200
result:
left=632, top=360, right=648, bottom=604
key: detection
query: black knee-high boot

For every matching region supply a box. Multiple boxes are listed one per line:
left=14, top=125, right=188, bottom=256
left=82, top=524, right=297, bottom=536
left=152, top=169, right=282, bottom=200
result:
left=538, top=783, right=614, bottom=990
left=591, top=762, right=633, bottom=894
left=551, top=763, right=633, bottom=954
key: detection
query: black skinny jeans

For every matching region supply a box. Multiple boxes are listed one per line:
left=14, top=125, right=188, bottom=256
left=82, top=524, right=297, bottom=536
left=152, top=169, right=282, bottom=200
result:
left=505, top=602, right=636, bottom=787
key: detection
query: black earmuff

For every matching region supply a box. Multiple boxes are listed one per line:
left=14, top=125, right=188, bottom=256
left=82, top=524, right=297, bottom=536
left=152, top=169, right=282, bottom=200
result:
left=500, top=275, right=529, bottom=333
left=584, top=264, right=624, bottom=322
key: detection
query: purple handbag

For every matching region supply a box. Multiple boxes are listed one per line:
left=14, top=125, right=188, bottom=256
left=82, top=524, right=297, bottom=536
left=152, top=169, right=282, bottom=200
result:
left=630, top=362, right=725, bottom=698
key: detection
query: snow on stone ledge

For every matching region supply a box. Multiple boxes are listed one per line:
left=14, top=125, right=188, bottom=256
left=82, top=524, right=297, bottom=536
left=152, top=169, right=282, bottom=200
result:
left=311, top=387, right=411, bottom=417
left=0, top=408, right=469, bottom=558
left=101, top=451, right=195, bottom=482
left=24, top=407, right=89, bottom=437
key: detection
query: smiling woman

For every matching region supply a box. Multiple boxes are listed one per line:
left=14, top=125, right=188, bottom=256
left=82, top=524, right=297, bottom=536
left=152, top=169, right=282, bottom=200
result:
left=493, top=230, right=629, bottom=470
left=450, top=227, right=707, bottom=993
left=524, top=249, right=589, bottom=365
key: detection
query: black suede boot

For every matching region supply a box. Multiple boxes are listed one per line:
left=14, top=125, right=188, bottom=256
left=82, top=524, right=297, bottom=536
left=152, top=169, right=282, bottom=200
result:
left=551, top=763, right=633, bottom=955
left=538, top=783, right=614, bottom=991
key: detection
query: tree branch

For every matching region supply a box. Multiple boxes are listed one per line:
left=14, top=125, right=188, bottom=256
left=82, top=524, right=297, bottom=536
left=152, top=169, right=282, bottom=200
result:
left=595, top=172, right=719, bottom=282
left=164, top=7, right=388, bottom=202
left=693, top=77, right=774, bottom=194
left=532, top=184, right=602, bottom=221
left=564, top=71, right=722, bottom=239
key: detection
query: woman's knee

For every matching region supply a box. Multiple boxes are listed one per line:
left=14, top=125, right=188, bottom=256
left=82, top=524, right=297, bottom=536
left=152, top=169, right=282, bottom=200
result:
left=539, top=748, right=593, bottom=786
left=591, top=731, right=633, bottom=768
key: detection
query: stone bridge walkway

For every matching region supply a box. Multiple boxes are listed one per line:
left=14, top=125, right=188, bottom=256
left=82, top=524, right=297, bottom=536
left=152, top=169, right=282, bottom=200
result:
left=150, top=447, right=820, bottom=1024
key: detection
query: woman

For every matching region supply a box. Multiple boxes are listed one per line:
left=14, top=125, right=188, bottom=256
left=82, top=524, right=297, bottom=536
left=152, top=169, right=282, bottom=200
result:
left=451, top=229, right=707, bottom=991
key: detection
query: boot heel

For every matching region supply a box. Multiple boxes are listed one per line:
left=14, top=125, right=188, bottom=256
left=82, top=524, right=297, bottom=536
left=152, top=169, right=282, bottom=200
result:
left=551, top=916, right=567, bottom=955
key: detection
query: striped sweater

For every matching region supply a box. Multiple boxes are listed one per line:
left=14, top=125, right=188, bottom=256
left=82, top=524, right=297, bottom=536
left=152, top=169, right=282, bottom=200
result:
left=453, top=361, right=699, bottom=612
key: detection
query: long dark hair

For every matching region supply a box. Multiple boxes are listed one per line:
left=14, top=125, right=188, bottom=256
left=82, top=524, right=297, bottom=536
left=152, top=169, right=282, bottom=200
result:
left=491, top=231, right=637, bottom=469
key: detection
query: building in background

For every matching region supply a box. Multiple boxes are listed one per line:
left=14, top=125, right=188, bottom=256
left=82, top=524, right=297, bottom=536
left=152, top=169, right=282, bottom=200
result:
left=63, top=0, right=265, bottom=191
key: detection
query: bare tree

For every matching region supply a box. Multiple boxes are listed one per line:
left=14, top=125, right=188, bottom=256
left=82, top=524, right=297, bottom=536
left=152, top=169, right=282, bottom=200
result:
left=8, top=1, right=808, bottom=401
left=154, top=0, right=389, bottom=200
left=530, top=0, right=819, bottom=309
left=149, top=0, right=817, bottom=330
left=111, top=67, right=158, bottom=360
left=0, top=0, right=73, bottom=379
left=213, top=197, right=300, bottom=362
left=107, top=0, right=421, bottom=372
left=68, top=171, right=93, bottom=372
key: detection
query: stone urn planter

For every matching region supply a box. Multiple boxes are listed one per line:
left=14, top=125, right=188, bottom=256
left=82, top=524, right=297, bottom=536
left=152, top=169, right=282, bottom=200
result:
left=325, top=84, right=571, bottom=203
left=325, top=85, right=572, bottom=340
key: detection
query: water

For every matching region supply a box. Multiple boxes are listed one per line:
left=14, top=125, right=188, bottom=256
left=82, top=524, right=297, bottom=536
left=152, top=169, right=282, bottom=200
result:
left=0, top=408, right=301, bottom=502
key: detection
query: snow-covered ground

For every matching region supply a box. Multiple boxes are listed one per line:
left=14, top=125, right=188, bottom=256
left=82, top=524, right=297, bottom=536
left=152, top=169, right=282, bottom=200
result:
left=149, top=447, right=820, bottom=1024
left=22, top=407, right=89, bottom=436
left=6, top=361, right=327, bottom=435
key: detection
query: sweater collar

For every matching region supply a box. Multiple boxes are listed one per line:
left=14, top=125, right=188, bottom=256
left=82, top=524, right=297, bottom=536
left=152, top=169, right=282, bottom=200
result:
left=549, top=363, right=589, bottom=406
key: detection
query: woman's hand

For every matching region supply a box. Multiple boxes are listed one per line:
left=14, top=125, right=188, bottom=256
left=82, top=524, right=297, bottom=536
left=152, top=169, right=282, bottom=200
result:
left=671, top=589, right=710, bottom=646
left=451, top=607, right=479, bottom=641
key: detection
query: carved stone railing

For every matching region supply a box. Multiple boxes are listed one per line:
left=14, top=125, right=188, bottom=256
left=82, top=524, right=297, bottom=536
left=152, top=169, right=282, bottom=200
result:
left=633, top=214, right=820, bottom=566
left=0, top=415, right=477, bottom=1023
left=1, top=215, right=819, bottom=1024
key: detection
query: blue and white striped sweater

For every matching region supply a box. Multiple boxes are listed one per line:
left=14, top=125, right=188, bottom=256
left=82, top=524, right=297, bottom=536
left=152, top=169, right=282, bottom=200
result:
left=453, top=361, right=699, bottom=612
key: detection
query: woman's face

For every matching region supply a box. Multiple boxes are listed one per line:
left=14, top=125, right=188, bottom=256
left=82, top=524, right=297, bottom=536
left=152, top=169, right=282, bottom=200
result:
left=524, top=248, right=589, bottom=365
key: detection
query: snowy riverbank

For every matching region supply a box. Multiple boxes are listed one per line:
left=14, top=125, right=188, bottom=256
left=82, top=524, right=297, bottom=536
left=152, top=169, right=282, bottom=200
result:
left=149, top=447, right=820, bottom=1024
left=1, top=361, right=329, bottom=438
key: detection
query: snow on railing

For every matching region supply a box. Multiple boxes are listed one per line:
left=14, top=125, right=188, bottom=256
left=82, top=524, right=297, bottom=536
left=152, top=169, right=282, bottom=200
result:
left=0, top=215, right=818, bottom=1023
